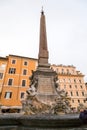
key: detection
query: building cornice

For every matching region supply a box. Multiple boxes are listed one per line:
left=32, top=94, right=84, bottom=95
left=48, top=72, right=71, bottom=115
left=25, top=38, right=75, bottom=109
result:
left=9, top=54, right=37, bottom=61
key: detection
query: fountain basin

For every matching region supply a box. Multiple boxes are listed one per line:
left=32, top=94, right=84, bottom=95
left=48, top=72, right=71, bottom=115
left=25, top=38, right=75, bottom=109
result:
left=0, top=113, right=86, bottom=130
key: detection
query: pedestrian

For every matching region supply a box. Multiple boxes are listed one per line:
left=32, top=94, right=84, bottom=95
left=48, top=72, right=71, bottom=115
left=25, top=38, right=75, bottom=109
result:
left=79, top=109, right=87, bottom=124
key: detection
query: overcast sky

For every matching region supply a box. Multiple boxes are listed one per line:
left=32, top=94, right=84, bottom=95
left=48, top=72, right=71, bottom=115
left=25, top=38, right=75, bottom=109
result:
left=0, top=0, right=87, bottom=81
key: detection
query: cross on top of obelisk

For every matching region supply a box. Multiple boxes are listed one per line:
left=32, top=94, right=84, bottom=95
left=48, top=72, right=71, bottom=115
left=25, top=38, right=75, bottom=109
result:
left=41, top=6, right=44, bottom=15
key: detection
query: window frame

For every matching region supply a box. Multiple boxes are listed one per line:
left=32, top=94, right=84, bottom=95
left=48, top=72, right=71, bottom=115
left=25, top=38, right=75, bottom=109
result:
left=82, top=92, right=84, bottom=96
left=8, top=78, right=13, bottom=86
left=4, top=92, right=12, bottom=99
left=20, top=92, right=25, bottom=99
left=24, top=61, right=28, bottom=66
left=71, top=91, right=73, bottom=96
left=21, top=79, right=26, bottom=87
left=76, top=91, right=79, bottom=96
left=8, top=68, right=16, bottom=74
left=23, top=69, right=27, bottom=75
left=0, top=73, right=3, bottom=79
left=11, top=59, right=16, bottom=64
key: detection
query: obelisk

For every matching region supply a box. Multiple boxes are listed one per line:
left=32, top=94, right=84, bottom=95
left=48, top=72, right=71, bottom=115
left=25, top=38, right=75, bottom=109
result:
left=38, top=9, right=50, bottom=68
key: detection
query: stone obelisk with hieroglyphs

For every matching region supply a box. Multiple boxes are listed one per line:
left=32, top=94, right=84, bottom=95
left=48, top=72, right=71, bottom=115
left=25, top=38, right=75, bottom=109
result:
left=30, top=9, right=58, bottom=104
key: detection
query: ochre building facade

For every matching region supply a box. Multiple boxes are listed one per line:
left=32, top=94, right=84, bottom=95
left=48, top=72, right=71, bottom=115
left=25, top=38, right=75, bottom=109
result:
left=51, top=64, right=87, bottom=109
left=0, top=55, right=37, bottom=112
left=0, top=55, right=86, bottom=112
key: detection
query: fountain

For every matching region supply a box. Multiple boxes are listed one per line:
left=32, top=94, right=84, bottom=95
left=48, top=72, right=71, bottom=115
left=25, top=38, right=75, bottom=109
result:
left=22, top=8, right=71, bottom=115
left=0, top=9, right=87, bottom=130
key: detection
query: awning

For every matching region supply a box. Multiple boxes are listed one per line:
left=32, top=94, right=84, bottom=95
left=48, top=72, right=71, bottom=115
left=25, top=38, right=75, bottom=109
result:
left=1, top=106, right=22, bottom=109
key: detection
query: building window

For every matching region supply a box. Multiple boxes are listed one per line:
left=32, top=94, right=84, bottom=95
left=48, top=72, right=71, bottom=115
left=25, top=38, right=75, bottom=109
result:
left=79, top=80, right=81, bottom=83
left=76, top=91, right=79, bottom=96
left=4, top=92, right=12, bottom=99
left=8, top=79, right=13, bottom=86
left=72, top=100, right=74, bottom=103
left=12, top=60, right=16, bottom=64
left=71, top=92, right=73, bottom=96
left=80, top=85, right=82, bottom=89
left=23, top=69, right=27, bottom=75
left=78, top=100, right=80, bottom=103
left=82, top=92, right=84, bottom=96
left=75, top=85, right=77, bottom=89
left=0, top=73, right=3, bottom=79
left=22, top=80, right=26, bottom=86
left=69, top=85, right=72, bottom=88
left=66, top=92, right=68, bottom=95
left=84, top=100, right=86, bottom=103
left=69, top=79, right=71, bottom=83
left=20, top=92, right=25, bottom=99
left=1, top=64, right=6, bottom=70
left=62, top=69, right=64, bottom=74
left=9, top=68, right=16, bottom=74
left=24, top=61, right=28, bottom=66
left=74, top=79, right=76, bottom=83
left=64, top=85, right=66, bottom=89
left=67, top=69, right=69, bottom=74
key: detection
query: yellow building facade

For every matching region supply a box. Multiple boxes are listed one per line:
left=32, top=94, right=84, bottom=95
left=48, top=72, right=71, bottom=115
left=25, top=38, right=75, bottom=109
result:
left=0, top=55, right=37, bottom=112
left=51, top=64, right=87, bottom=110
left=0, top=57, right=7, bottom=98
